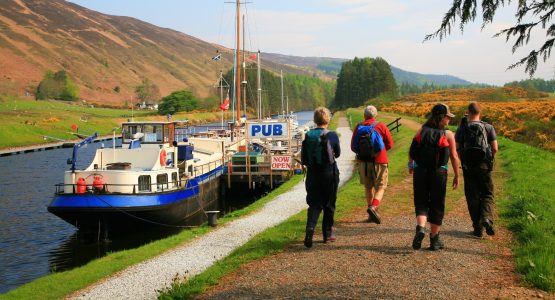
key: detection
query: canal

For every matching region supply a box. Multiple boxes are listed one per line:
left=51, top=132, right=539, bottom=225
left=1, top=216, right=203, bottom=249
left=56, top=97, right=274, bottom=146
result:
left=0, top=111, right=313, bottom=294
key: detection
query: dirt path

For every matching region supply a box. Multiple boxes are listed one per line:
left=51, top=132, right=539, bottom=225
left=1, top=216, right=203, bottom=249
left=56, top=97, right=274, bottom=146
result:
left=195, top=116, right=552, bottom=299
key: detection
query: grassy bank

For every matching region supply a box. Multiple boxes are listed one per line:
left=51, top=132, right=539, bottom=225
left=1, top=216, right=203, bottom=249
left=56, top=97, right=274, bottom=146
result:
left=0, top=97, right=231, bottom=149
left=497, top=137, right=555, bottom=291
left=160, top=111, right=415, bottom=299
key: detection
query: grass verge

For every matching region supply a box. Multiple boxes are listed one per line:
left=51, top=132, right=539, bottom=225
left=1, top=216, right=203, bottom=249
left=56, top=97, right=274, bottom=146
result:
left=496, top=137, right=555, bottom=291
left=159, top=111, right=414, bottom=299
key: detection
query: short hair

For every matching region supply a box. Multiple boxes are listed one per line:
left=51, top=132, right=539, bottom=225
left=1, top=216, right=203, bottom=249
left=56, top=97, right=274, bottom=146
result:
left=313, top=107, right=331, bottom=126
left=468, top=102, right=481, bottom=115
left=364, top=105, right=378, bottom=119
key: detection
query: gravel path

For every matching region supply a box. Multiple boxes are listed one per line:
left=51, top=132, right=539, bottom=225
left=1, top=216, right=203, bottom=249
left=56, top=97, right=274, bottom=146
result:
left=196, top=117, right=553, bottom=300
left=69, top=120, right=355, bottom=300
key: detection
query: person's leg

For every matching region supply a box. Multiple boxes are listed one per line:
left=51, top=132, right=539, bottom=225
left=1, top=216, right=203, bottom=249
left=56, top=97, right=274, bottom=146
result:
left=464, top=168, right=482, bottom=236
left=479, top=169, right=495, bottom=235
left=323, top=171, right=339, bottom=241
left=429, top=170, right=447, bottom=250
left=367, top=164, right=388, bottom=224
left=305, top=205, right=322, bottom=248
left=412, top=168, right=429, bottom=249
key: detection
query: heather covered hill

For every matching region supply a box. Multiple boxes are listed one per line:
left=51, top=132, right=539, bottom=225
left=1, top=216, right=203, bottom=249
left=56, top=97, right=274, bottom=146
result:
left=0, top=0, right=307, bottom=105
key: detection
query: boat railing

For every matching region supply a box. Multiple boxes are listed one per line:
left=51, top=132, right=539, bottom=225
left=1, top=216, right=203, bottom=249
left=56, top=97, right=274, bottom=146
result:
left=192, top=159, right=225, bottom=181
left=54, top=179, right=189, bottom=195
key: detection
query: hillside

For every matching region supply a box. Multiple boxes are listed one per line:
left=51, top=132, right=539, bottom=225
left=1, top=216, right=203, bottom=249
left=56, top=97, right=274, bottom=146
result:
left=0, top=0, right=307, bottom=105
left=261, top=53, right=473, bottom=86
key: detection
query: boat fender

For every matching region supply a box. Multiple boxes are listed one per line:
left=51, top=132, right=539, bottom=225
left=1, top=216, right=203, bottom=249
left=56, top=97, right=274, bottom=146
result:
left=160, top=149, right=167, bottom=166
left=92, top=175, right=104, bottom=191
left=76, top=177, right=86, bottom=194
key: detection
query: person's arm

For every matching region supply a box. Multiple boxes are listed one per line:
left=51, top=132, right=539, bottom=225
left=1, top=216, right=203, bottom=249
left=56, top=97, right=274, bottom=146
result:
left=446, top=130, right=460, bottom=189
left=381, top=123, right=394, bottom=150
left=330, top=132, right=341, bottom=158
left=488, top=125, right=498, bottom=157
left=350, top=124, right=359, bottom=152
left=491, top=140, right=498, bottom=157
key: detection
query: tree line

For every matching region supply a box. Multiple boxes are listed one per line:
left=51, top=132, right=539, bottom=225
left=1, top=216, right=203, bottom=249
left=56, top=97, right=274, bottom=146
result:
left=505, top=78, right=555, bottom=93
left=332, top=57, right=398, bottom=109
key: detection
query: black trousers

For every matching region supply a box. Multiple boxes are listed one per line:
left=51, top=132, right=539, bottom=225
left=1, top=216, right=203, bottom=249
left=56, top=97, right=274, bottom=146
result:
left=413, top=167, right=447, bottom=225
left=305, top=166, right=339, bottom=237
left=463, top=167, right=495, bottom=230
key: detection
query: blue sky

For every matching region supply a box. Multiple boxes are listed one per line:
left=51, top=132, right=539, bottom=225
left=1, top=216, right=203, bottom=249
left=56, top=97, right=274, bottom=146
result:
left=69, top=0, right=555, bottom=85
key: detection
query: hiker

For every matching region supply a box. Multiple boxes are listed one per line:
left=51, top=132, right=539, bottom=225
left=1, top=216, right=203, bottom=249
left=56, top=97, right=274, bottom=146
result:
left=408, top=103, right=460, bottom=250
left=350, top=105, right=393, bottom=224
left=301, top=107, right=341, bottom=248
left=455, top=102, right=498, bottom=237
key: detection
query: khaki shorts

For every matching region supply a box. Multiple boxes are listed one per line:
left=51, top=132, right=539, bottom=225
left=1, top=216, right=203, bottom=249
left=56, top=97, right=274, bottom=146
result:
left=358, top=161, right=389, bottom=190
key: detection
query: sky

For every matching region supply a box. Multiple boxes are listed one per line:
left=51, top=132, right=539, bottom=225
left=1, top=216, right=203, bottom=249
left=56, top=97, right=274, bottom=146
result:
left=69, top=0, right=555, bottom=86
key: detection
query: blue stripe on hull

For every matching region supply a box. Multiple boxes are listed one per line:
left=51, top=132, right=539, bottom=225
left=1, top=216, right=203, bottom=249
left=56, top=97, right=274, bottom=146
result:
left=49, top=166, right=223, bottom=209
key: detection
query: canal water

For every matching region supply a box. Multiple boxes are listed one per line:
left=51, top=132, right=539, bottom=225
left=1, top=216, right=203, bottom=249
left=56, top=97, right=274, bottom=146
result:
left=0, top=111, right=313, bottom=294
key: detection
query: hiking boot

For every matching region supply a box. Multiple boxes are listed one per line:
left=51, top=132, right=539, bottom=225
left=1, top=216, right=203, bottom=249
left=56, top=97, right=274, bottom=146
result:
left=429, top=233, right=444, bottom=251
left=323, top=234, right=336, bottom=243
left=472, top=227, right=483, bottom=238
left=367, top=206, right=381, bottom=224
left=304, top=229, right=314, bottom=248
left=483, top=219, right=495, bottom=236
left=412, top=225, right=426, bottom=250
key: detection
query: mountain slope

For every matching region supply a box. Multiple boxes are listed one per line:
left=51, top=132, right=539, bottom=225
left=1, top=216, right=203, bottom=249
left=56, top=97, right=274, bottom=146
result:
left=261, top=53, right=473, bottom=86
left=0, top=0, right=309, bottom=105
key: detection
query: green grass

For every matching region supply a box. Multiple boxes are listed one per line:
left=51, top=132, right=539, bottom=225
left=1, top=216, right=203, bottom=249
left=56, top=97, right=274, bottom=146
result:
left=159, top=110, right=415, bottom=299
left=0, top=96, right=153, bottom=148
left=0, top=97, right=232, bottom=149
left=496, top=137, right=555, bottom=291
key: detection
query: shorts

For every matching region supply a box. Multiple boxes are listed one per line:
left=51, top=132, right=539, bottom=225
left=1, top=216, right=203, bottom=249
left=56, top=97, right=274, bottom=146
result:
left=358, top=161, right=388, bottom=190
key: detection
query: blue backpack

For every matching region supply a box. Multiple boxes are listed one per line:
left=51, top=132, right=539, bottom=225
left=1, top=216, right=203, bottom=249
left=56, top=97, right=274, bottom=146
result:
left=355, top=123, right=385, bottom=161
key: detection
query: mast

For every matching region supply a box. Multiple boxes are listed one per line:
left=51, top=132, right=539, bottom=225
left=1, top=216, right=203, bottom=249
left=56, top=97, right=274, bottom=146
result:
left=219, top=71, right=224, bottom=127
left=235, top=0, right=241, bottom=123
left=280, top=70, right=284, bottom=117
left=242, top=14, right=247, bottom=122
left=257, top=50, right=262, bottom=120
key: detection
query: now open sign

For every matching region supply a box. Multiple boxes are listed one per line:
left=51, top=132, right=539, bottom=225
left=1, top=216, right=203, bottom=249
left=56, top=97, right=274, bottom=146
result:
left=271, top=155, right=291, bottom=170
left=248, top=122, right=288, bottom=139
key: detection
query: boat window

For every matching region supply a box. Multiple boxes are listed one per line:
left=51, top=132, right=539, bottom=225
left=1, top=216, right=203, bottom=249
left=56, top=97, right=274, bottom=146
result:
left=143, top=125, right=163, bottom=143
left=123, top=125, right=141, bottom=141
left=157, top=173, right=168, bottom=191
left=172, top=172, right=178, bottom=187
left=138, top=175, right=151, bottom=192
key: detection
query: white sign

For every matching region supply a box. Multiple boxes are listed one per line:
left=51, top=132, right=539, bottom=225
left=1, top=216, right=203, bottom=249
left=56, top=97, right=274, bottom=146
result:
left=271, top=155, right=292, bottom=170
left=247, top=122, right=289, bottom=139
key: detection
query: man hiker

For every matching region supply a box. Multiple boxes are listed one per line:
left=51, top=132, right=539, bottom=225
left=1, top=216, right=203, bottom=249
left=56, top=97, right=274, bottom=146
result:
left=351, top=105, right=393, bottom=224
left=455, top=102, right=498, bottom=237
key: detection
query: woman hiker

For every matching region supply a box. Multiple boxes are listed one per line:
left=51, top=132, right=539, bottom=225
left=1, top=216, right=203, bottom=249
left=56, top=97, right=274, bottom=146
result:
left=408, top=103, right=460, bottom=250
left=301, top=107, right=341, bottom=248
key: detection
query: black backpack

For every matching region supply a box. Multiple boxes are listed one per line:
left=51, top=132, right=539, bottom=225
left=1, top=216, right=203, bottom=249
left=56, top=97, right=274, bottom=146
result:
left=356, top=123, right=385, bottom=162
left=410, top=127, right=449, bottom=169
left=462, top=121, right=492, bottom=168
left=302, top=129, right=334, bottom=167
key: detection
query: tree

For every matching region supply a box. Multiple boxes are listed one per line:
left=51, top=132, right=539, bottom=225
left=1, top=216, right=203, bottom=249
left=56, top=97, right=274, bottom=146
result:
left=135, top=78, right=160, bottom=105
left=158, top=90, right=198, bottom=115
left=36, top=70, right=78, bottom=101
left=425, top=0, right=555, bottom=77
left=332, top=57, right=398, bottom=108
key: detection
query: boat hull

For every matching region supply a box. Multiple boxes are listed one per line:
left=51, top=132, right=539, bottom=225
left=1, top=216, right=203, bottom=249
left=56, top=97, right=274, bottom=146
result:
left=48, top=173, right=222, bottom=233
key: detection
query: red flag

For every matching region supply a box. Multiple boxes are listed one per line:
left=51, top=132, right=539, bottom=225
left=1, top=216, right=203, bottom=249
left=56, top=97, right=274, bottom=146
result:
left=71, top=124, right=78, bottom=131
left=249, top=53, right=257, bottom=60
left=219, top=94, right=230, bottom=110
